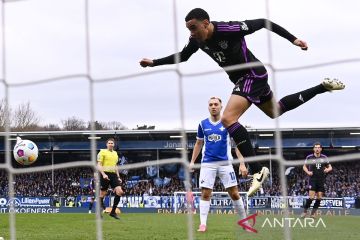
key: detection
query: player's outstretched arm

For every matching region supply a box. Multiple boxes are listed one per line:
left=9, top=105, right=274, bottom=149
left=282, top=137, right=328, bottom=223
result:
left=246, top=19, right=308, bottom=50
left=140, top=38, right=198, bottom=68
left=293, top=39, right=308, bottom=51
left=139, top=58, right=154, bottom=68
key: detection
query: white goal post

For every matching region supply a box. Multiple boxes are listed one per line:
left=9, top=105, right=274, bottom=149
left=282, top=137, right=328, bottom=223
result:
left=173, top=191, right=248, bottom=213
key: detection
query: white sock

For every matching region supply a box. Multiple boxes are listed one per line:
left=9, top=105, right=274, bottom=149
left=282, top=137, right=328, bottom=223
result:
left=199, top=200, right=210, bottom=226
left=233, top=198, right=247, bottom=220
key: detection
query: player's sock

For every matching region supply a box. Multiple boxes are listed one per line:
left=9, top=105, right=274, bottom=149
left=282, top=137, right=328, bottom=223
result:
left=89, top=202, right=93, bottom=211
left=279, top=84, right=326, bottom=114
left=303, top=198, right=313, bottom=211
left=232, top=198, right=247, bottom=220
left=199, top=200, right=210, bottom=226
left=226, top=122, right=262, bottom=173
left=311, top=199, right=321, bottom=215
left=111, top=195, right=120, bottom=214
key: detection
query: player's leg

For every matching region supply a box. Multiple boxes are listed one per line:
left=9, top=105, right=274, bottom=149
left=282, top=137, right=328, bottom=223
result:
left=227, top=186, right=247, bottom=219
left=311, top=183, right=324, bottom=217
left=222, top=76, right=270, bottom=196
left=88, top=197, right=94, bottom=214
left=99, top=175, right=109, bottom=212
left=198, top=187, right=212, bottom=232
left=99, top=190, right=107, bottom=211
left=226, top=186, right=255, bottom=233
left=310, top=192, right=323, bottom=217
left=198, top=165, right=216, bottom=232
left=302, top=190, right=316, bottom=217
left=219, top=165, right=248, bottom=222
left=109, top=174, right=124, bottom=220
left=221, top=95, right=264, bottom=173
left=257, top=78, right=345, bottom=118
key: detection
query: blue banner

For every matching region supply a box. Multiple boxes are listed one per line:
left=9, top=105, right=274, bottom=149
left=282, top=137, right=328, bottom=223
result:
left=0, top=197, right=52, bottom=207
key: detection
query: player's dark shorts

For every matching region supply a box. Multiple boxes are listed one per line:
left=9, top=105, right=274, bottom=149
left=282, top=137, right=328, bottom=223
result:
left=100, top=172, right=121, bottom=191
left=308, top=178, right=325, bottom=193
left=231, top=73, right=273, bottom=105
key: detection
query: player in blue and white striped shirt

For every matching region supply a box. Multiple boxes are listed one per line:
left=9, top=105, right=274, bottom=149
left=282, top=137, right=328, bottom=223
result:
left=189, top=97, right=249, bottom=232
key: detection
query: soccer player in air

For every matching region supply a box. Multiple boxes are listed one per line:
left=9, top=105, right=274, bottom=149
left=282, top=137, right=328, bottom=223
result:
left=140, top=8, right=345, bottom=196
left=302, top=142, right=332, bottom=218
left=189, top=97, right=249, bottom=232
left=97, top=138, right=124, bottom=220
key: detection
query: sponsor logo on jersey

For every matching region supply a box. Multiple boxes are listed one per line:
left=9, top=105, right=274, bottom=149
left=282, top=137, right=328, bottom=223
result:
left=208, top=133, right=222, bottom=142
left=213, top=51, right=226, bottom=62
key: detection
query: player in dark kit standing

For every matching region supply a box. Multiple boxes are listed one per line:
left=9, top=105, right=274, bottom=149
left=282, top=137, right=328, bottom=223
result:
left=140, top=8, right=345, bottom=196
left=302, top=142, right=332, bottom=218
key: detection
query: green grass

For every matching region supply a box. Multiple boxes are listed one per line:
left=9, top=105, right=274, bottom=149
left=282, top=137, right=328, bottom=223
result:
left=0, top=213, right=359, bottom=240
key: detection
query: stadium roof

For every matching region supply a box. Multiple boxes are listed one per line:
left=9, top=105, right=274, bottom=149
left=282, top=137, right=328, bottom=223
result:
left=1, top=127, right=359, bottom=151
left=1, top=126, right=360, bottom=137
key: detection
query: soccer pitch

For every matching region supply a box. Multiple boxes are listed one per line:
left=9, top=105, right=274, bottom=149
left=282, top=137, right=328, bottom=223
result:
left=1, top=213, right=359, bottom=240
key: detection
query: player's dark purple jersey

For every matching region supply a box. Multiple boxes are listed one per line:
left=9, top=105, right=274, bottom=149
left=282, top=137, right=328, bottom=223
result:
left=153, top=19, right=297, bottom=84
left=304, top=154, right=329, bottom=180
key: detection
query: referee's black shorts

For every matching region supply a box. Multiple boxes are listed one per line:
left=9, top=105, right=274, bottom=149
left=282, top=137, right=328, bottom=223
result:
left=100, top=172, right=121, bottom=191
left=308, top=178, right=325, bottom=193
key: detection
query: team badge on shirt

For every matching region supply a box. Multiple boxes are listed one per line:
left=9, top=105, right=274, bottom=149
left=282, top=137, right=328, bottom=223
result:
left=219, top=40, right=228, bottom=49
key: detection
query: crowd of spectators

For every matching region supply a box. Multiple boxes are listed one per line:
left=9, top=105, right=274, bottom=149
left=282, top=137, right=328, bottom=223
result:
left=0, top=161, right=359, bottom=198
left=0, top=168, right=92, bottom=197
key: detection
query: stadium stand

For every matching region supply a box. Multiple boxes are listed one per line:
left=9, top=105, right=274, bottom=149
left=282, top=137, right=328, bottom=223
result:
left=0, top=128, right=359, bottom=200
left=0, top=161, right=358, bottom=198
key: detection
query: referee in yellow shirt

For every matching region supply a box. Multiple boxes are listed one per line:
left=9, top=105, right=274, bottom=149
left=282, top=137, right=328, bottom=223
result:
left=97, top=138, right=123, bottom=219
